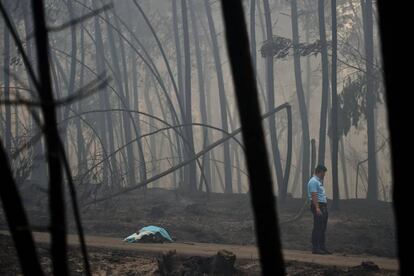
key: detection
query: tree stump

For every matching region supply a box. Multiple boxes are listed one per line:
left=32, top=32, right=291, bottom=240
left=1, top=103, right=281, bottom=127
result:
left=157, top=249, right=236, bottom=275
left=210, top=250, right=236, bottom=275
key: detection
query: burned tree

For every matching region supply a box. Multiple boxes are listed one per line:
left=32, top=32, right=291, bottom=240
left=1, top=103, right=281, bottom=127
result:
left=220, top=0, right=285, bottom=274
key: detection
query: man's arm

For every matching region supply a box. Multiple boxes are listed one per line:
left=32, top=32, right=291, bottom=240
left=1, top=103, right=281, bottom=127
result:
left=311, top=192, right=322, bottom=216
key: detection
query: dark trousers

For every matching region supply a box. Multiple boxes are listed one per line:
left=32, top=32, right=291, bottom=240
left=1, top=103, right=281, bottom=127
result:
left=310, top=203, right=328, bottom=250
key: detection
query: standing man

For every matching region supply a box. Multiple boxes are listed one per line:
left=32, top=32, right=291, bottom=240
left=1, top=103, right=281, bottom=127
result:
left=308, top=164, right=331, bottom=254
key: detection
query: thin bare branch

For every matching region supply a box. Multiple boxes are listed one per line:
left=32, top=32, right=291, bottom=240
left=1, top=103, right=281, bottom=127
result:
left=0, top=76, right=111, bottom=107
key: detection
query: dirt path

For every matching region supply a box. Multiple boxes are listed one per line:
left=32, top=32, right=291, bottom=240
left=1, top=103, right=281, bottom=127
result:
left=0, top=231, right=398, bottom=271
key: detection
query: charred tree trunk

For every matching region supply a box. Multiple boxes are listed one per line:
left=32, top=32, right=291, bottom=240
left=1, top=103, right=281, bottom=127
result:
left=92, top=0, right=116, bottom=186
left=362, top=0, right=378, bottom=201
left=3, top=20, right=11, bottom=154
left=311, top=139, right=316, bottom=175
left=60, top=0, right=77, bottom=151
left=317, top=0, right=330, bottom=165
left=76, top=25, right=86, bottom=175
left=204, top=0, right=233, bottom=193
left=93, top=2, right=110, bottom=184
left=182, top=0, right=197, bottom=193
left=105, top=11, right=135, bottom=188
left=130, top=36, right=147, bottom=184
left=250, top=0, right=257, bottom=72
left=0, top=141, right=44, bottom=275
left=205, top=65, right=222, bottom=192
left=143, top=73, right=157, bottom=185
left=262, top=0, right=284, bottom=195
left=31, top=0, right=67, bottom=273
left=23, top=2, right=47, bottom=188
left=172, top=0, right=185, bottom=111
left=189, top=1, right=211, bottom=190
left=291, top=0, right=311, bottom=199
left=340, top=137, right=349, bottom=199
left=172, top=0, right=185, bottom=187
left=219, top=1, right=285, bottom=274
left=330, top=0, right=340, bottom=210
left=282, top=105, right=293, bottom=199
left=256, top=0, right=268, bottom=111
left=119, top=28, right=137, bottom=187
left=377, top=0, right=407, bottom=273
left=291, top=139, right=302, bottom=196
left=305, top=12, right=312, bottom=107
left=234, top=147, right=243, bottom=193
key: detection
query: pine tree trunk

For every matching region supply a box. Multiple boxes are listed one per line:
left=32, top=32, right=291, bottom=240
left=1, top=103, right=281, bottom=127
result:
left=340, top=138, right=349, bottom=199
left=76, top=26, right=86, bottom=175
left=130, top=36, right=147, bottom=184
left=181, top=0, right=197, bottom=193
left=291, top=0, right=311, bottom=199
left=219, top=1, right=285, bottom=273
left=172, top=0, right=185, bottom=114
left=23, top=2, right=47, bottom=188
left=317, top=0, right=330, bottom=165
left=204, top=0, right=233, bottom=193
left=172, top=0, right=185, bottom=187
left=0, top=142, right=43, bottom=275
left=311, top=139, right=316, bottom=174
left=93, top=0, right=116, bottom=186
left=262, top=0, right=284, bottom=195
left=31, top=0, right=67, bottom=272
left=104, top=11, right=135, bottom=188
left=3, top=20, right=11, bottom=154
left=250, top=0, right=257, bottom=72
left=331, top=0, right=340, bottom=209
left=362, top=0, right=378, bottom=201
left=189, top=1, right=211, bottom=190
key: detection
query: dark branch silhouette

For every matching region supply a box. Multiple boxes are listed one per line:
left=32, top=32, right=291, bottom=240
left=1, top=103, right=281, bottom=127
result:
left=219, top=1, right=285, bottom=274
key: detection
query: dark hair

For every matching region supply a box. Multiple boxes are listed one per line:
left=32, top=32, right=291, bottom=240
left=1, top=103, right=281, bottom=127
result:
left=315, top=164, right=327, bottom=174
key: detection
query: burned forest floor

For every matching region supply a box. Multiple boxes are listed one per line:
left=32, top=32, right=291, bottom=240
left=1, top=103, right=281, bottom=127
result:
left=0, top=233, right=397, bottom=275
left=72, top=188, right=396, bottom=257
left=0, top=187, right=397, bottom=275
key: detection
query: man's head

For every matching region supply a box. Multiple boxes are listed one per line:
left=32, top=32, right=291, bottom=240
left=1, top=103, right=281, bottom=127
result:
left=314, top=164, right=327, bottom=179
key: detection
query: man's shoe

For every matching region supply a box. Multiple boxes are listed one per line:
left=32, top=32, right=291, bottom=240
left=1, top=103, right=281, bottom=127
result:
left=321, top=249, right=332, bottom=255
left=312, top=249, right=326, bottom=255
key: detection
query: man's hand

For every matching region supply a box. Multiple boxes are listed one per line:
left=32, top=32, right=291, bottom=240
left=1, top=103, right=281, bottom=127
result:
left=315, top=207, right=322, bottom=216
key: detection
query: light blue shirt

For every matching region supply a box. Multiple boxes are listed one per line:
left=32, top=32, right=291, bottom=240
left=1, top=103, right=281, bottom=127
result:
left=307, top=176, right=327, bottom=203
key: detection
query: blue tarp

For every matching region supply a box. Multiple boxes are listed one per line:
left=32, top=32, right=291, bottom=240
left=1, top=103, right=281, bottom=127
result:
left=139, top=225, right=173, bottom=241
left=124, top=225, right=173, bottom=243
left=124, top=233, right=140, bottom=243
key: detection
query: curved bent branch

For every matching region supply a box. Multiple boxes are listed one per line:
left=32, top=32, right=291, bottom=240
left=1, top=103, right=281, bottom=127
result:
left=83, top=103, right=290, bottom=206
left=63, top=109, right=242, bottom=187
left=132, top=0, right=183, bottom=118
left=73, top=0, right=183, bottom=124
